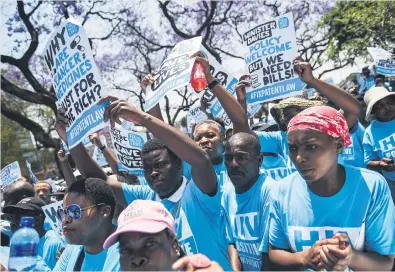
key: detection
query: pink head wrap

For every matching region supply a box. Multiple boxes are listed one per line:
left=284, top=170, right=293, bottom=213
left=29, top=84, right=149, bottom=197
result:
left=287, top=106, right=352, bottom=146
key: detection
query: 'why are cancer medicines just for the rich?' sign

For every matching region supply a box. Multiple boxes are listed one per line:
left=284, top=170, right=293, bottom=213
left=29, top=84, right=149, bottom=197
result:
left=243, top=13, right=305, bottom=105
left=44, top=18, right=109, bottom=148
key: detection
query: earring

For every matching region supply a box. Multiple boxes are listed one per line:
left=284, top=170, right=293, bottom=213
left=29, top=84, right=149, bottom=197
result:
left=173, top=242, right=181, bottom=256
left=104, top=214, right=107, bottom=217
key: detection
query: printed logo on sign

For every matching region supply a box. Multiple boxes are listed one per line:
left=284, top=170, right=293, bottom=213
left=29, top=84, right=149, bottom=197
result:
left=287, top=226, right=364, bottom=252
left=278, top=17, right=289, bottom=29
left=378, top=133, right=395, bottom=158
left=128, top=134, right=145, bottom=148
left=66, top=22, right=79, bottom=37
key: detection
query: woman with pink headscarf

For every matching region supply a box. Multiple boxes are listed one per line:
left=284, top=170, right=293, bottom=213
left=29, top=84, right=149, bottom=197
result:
left=266, top=106, right=395, bottom=271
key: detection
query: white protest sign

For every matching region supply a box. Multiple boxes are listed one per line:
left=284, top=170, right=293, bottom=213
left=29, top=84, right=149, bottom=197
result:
left=44, top=18, right=109, bottom=148
left=1, top=161, right=22, bottom=190
left=144, top=36, right=203, bottom=111
left=42, top=200, right=67, bottom=245
left=187, top=103, right=209, bottom=127
left=367, top=47, right=395, bottom=76
left=110, top=126, right=147, bottom=177
left=243, top=13, right=306, bottom=104
left=25, top=160, right=39, bottom=185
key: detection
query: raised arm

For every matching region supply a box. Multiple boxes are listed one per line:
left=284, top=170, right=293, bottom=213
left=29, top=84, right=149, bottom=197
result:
left=193, top=52, right=251, bottom=134
left=99, top=97, right=218, bottom=196
left=294, top=58, right=361, bottom=129
left=89, top=132, right=119, bottom=174
left=56, top=149, right=77, bottom=186
left=141, top=73, right=165, bottom=122
left=55, top=110, right=107, bottom=180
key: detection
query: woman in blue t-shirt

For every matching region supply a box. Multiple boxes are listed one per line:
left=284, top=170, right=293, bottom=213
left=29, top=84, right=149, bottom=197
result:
left=362, top=87, right=395, bottom=201
left=267, top=105, right=395, bottom=271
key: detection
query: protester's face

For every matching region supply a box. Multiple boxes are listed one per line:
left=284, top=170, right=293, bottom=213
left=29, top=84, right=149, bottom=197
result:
left=193, top=123, right=224, bottom=161
left=283, top=106, right=305, bottom=129
left=119, top=230, right=178, bottom=271
left=34, top=183, right=51, bottom=204
left=372, top=96, right=395, bottom=122
left=288, top=129, right=340, bottom=182
left=142, top=149, right=182, bottom=198
left=62, top=193, right=105, bottom=245
left=224, top=140, right=262, bottom=190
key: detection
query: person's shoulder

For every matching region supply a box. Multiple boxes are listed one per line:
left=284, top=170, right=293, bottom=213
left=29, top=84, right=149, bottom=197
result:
left=260, top=174, right=277, bottom=191
left=59, top=244, right=81, bottom=257
left=344, top=165, right=388, bottom=193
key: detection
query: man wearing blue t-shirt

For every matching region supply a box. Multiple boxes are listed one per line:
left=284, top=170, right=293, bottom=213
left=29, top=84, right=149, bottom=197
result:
left=3, top=197, right=63, bottom=269
left=222, top=133, right=277, bottom=271
left=102, top=97, right=232, bottom=270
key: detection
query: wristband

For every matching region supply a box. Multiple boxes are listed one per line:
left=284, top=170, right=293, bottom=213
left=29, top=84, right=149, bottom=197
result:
left=99, top=145, right=106, bottom=151
left=208, top=79, right=219, bottom=90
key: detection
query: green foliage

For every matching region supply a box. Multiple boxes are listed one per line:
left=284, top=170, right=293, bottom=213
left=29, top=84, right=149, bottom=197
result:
left=320, top=1, right=395, bottom=62
left=1, top=116, right=25, bottom=169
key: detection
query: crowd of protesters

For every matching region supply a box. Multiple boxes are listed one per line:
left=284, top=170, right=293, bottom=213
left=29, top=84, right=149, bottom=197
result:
left=1, top=51, right=394, bottom=272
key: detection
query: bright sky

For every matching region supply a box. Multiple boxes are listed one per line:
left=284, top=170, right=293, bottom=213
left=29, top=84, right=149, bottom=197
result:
left=1, top=0, right=374, bottom=124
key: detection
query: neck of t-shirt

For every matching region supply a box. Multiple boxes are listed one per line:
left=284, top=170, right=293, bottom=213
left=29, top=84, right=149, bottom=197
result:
left=84, top=223, right=116, bottom=254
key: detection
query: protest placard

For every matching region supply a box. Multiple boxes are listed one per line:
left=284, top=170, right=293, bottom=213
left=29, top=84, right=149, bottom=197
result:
left=144, top=36, right=203, bottom=111
left=25, top=160, right=39, bottom=185
left=243, top=13, right=305, bottom=105
left=110, top=126, right=147, bottom=177
left=248, top=103, right=262, bottom=117
left=187, top=103, right=209, bottom=127
left=42, top=201, right=66, bottom=245
left=367, top=47, right=395, bottom=76
left=44, top=18, right=109, bottom=148
left=1, top=161, right=22, bottom=190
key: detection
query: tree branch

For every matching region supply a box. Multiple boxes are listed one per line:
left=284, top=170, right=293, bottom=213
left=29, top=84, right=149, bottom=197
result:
left=1, top=76, right=57, bottom=112
left=1, top=102, right=60, bottom=149
left=159, top=1, right=193, bottom=39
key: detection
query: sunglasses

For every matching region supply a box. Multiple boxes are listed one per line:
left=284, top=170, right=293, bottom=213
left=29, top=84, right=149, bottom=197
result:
left=58, top=203, right=105, bottom=220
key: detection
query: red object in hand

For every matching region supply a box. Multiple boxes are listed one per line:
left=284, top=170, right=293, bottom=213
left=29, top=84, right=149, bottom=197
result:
left=191, top=61, right=207, bottom=92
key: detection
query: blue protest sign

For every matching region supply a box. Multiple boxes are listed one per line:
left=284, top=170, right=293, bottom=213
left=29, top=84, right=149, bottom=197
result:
left=1, top=161, right=22, bottom=190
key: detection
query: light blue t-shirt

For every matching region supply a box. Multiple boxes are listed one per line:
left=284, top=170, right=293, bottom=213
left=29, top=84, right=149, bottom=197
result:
left=256, top=131, right=296, bottom=170
left=260, top=154, right=294, bottom=181
left=222, top=173, right=277, bottom=271
left=268, top=165, right=395, bottom=256
left=122, top=178, right=232, bottom=270
left=1, top=246, right=51, bottom=271
left=358, top=76, right=375, bottom=95
left=183, top=161, right=229, bottom=193
left=363, top=119, right=395, bottom=182
left=339, top=122, right=366, bottom=168
left=38, top=230, right=63, bottom=269
left=53, top=243, right=120, bottom=271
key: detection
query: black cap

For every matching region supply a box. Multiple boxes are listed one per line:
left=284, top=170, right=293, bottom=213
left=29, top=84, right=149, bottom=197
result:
left=3, top=197, right=46, bottom=216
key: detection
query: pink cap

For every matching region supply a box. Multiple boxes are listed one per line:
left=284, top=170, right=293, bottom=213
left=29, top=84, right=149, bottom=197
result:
left=103, top=200, right=175, bottom=249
